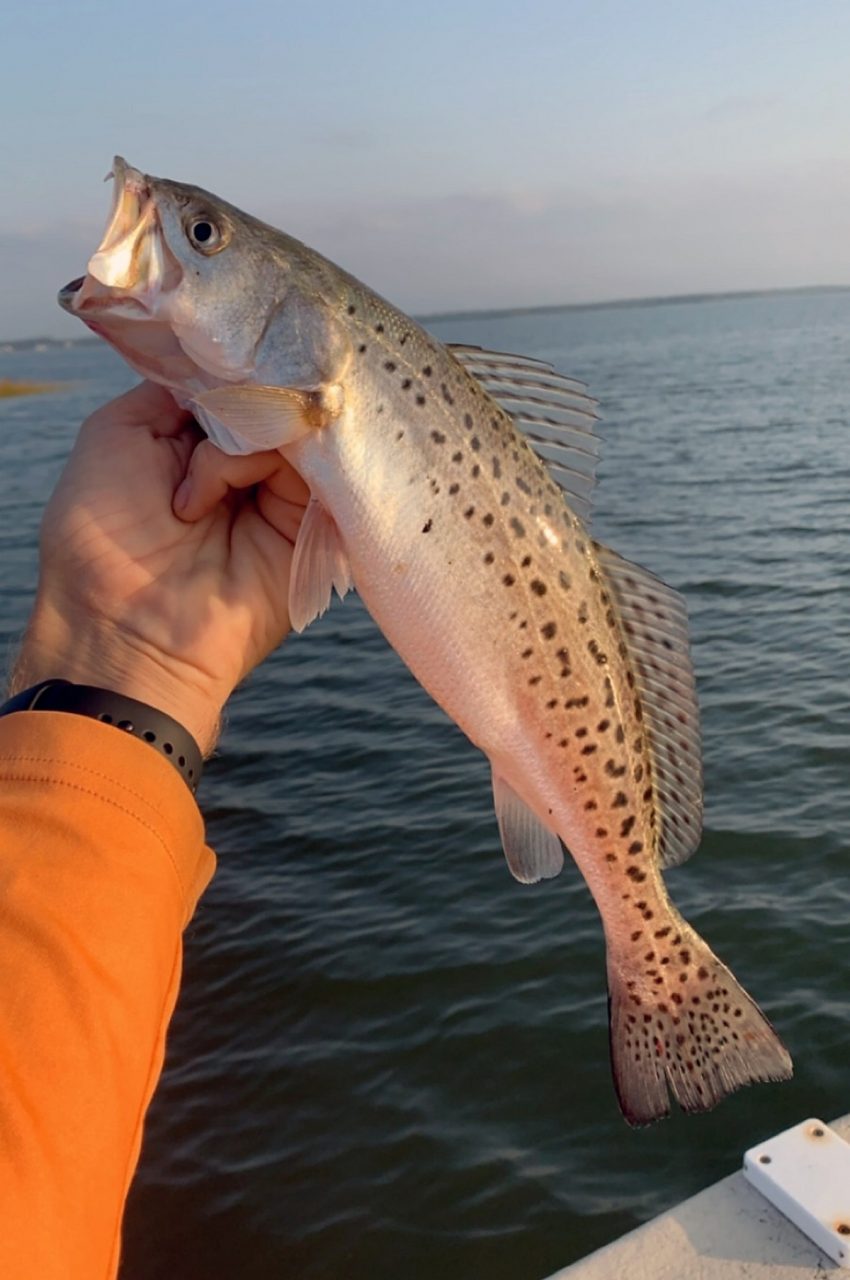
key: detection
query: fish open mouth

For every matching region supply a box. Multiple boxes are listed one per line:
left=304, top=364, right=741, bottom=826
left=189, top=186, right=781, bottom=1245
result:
left=59, top=156, right=170, bottom=318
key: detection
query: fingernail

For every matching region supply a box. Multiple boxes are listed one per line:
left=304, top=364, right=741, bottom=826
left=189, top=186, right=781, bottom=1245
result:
left=174, top=478, right=192, bottom=514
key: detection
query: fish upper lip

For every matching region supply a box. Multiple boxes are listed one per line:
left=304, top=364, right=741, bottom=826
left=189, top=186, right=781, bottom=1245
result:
left=87, top=158, right=155, bottom=290
left=63, top=157, right=169, bottom=317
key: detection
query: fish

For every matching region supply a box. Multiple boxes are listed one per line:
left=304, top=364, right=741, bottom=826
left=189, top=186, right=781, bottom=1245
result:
left=58, top=157, right=792, bottom=1124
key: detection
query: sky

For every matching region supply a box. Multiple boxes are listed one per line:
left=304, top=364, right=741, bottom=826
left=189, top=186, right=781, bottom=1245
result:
left=4, top=0, right=850, bottom=338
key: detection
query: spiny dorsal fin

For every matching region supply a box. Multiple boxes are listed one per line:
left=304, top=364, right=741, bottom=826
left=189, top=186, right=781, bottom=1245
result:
left=593, top=542, right=703, bottom=867
left=491, top=769, right=564, bottom=883
left=448, top=344, right=601, bottom=525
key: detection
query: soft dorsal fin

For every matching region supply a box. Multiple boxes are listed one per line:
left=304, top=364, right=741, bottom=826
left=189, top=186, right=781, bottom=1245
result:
left=593, top=542, right=703, bottom=867
left=491, top=769, right=565, bottom=883
left=289, top=498, right=353, bottom=633
left=448, top=344, right=601, bottom=525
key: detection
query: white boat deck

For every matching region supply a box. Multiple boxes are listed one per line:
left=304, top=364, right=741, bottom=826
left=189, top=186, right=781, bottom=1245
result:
left=548, top=1113, right=850, bottom=1279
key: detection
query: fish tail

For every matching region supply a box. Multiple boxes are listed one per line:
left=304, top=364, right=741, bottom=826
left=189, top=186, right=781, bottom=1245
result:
left=606, top=918, right=793, bottom=1125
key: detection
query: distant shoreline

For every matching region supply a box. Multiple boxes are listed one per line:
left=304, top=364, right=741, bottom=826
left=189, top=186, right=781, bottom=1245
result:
left=3, top=283, right=849, bottom=348
left=419, top=283, right=850, bottom=325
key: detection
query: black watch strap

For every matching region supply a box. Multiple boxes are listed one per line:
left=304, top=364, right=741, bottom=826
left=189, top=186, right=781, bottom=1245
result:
left=0, top=679, right=203, bottom=793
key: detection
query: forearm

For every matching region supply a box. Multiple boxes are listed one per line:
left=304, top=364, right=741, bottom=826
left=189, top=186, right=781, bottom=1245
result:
left=0, top=711, right=214, bottom=1279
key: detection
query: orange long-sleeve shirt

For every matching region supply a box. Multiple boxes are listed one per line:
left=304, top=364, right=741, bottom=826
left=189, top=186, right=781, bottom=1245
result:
left=0, top=710, right=215, bottom=1279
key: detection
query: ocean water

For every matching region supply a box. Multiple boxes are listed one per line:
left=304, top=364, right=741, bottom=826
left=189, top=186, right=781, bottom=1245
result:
left=1, top=290, right=849, bottom=1279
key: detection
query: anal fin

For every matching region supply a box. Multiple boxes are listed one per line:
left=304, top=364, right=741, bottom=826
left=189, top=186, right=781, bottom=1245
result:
left=492, top=770, right=564, bottom=883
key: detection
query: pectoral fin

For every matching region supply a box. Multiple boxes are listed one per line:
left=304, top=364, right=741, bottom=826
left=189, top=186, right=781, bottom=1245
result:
left=192, top=383, right=342, bottom=456
left=491, top=770, right=564, bottom=883
left=289, top=498, right=353, bottom=632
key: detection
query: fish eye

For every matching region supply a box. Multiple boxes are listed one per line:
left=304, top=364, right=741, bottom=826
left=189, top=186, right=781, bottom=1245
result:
left=186, top=216, right=226, bottom=254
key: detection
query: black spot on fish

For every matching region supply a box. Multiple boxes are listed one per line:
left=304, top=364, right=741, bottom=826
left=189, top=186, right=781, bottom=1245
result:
left=464, top=413, right=473, bottom=429
left=470, top=436, right=481, bottom=451
left=492, top=457, right=502, bottom=479
left=449, top=483, right=459, bottom=495
left=402, top=378, right=412, bottom=390
left=347, top=303, right=357, bottom=315
left=521, top=555, right=532, bottom=568
left=431, top=430, right=446, bottom=444
left=358, top=344, right=367, bottom=354
left=516, top=476, right=531, bottom=495
left=620, top=815, right=636, bottom=837
left=422, top=519, right=432, bottom=534
left=531, top=579, right=547, bottom=596
left=484, top=551, right=494, bottom=565
left=384, top=360, right=396, bottom=372
left=472, top=464, right=480, bottom=478
left=416, top=394, right=426, bottom=406
left=612, top=792, right=628, bottom=808
left=559, top=571, right=571, bottom=591
left=452, top=451, right=463, bottom=463
left=581, top=743, right=597, bottom=755
left=375, top=323, right=384, bottom=333
left=521, top=647, right=533, bottom=659
left=501, top=492, right=511, bottom=506
left=503, top=574, right=515, bottom=586
left=422, top=365, right=432, bottom=377
left=588, top=639, right=607, bottom=666
left=528, top=675, right=542, bottom=686
left=482, top=513, right=494, bottom=527
left=396, top=430, right=404, bottom=441
left=510, top=517, right=526, bottom=538
left=464, top=506, right=475, bottom=519
left=541, top=621, right=557, bottom=639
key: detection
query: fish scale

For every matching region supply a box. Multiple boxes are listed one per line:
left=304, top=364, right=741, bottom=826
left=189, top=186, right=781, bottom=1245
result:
left=59, top=156, right=793, bottom=1124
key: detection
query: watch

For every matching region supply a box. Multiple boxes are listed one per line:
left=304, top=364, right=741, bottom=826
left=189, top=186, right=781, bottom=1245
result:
left=0, top=679, right=203, bottom=794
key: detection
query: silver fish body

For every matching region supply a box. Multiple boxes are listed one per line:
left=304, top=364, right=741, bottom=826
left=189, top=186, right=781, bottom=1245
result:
left=59, top=159, right=792, bottom=1123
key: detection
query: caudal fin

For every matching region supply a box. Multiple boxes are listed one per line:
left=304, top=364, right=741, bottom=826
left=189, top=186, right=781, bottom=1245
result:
left=607, top=923, right=793, bottom=1126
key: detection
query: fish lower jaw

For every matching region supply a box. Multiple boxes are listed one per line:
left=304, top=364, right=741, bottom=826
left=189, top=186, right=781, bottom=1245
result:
left=60, top=274, right=153, bottom=321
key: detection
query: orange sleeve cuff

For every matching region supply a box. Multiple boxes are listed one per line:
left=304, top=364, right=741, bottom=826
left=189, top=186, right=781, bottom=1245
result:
left=0, top=711, right=216, bottom=1279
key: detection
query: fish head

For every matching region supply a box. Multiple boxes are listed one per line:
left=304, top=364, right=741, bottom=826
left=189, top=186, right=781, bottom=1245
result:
left=59, top=157, right=290, bottom=386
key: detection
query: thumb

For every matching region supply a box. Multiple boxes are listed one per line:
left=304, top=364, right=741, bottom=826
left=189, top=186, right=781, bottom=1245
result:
left=174, top=441, right=287, bottom=522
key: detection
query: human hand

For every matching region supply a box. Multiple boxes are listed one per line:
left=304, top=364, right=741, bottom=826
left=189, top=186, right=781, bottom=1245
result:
left=12, top=381, right=308, bottom=753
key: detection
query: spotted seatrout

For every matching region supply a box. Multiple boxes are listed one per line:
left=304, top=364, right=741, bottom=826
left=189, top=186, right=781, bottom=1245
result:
left=59, top=158, right=792, bottom=1123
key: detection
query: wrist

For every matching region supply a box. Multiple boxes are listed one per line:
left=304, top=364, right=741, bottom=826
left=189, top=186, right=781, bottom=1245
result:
left=11, top=598, right=225, bottom=756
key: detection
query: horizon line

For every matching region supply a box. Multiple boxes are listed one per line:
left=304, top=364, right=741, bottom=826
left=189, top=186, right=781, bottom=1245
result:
left=4, top=283, right=850, bottom=348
